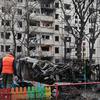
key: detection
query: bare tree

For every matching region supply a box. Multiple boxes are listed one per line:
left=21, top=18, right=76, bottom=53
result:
left=0, top=0, right=39, bottom=57
left=0, top=0, right=18, bottom=57
left=24, top=0, right=38, bottom=56
left=85, top=0, right=100, bottom=65
left=59, top=0, right=95, bottom=65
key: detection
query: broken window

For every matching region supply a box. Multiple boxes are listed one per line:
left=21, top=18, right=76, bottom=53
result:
left=18, top=0, right=23, bottom=2
left=42, top=21, right=53, bottom=27
left=5, top=32, right=10, bottom=39
left=1, top=45, right=4, bottom=52
left=64, top=4, right=71, bottom=10
left=65, top=15, right=71, bottom=20
left=65, top=37, right=71, bottom=42
left=55, top=14, right=59, bottom=19
left=30, top=20, right=40, bottom=26
left=89, top=28, right=94, bottom=33
left=1, top=32, right=4, bottom=39
left=64, top=26, right=71, bottom=32
left=55, top=36, right=59, bottom=41
left=2, top=7, right=5, bottom=13
left=17, top=46, right=22, bottom=52
left=55, top=25, right=59, bottom=30
left=67, top=48, right=71, bottom=53
left=55, top=59, right=59, bottom=63
left=5, top=45, right=10, bottom=52
left=1, top=20, right=11, bottom=26
left=89, top=17, right=96, bottom=23
left=1, top=19, right=4, bottom=25
left=41, top=46, right=49, bottom=51
left=42, top=35, right=50, bottom=40
left=18, top=21, right=22, bottom=28
left=55, top=3, right=59, bottom=8
left=17, top=9, right=22, bottom=15
left=55, top=47, right=59, bottom=53
left=17, top=33, right=22, bottom=39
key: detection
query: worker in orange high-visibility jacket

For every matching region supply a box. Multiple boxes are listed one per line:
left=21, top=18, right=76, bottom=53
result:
left=0, top=53, right=17, bottom=88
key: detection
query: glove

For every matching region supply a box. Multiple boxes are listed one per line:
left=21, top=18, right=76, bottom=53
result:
left=14, top=75, right=18, bottom=81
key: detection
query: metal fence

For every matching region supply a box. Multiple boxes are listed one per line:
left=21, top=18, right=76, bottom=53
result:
left=0, top=82, right=100, bottom=100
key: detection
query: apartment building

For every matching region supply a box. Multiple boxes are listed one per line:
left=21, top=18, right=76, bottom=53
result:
left=0, top=0, right=72, bottom=63
left=0, top=0, right=100, bottom=64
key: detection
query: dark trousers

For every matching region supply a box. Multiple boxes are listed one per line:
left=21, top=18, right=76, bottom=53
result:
left=2, top=74, right=13, bottom=88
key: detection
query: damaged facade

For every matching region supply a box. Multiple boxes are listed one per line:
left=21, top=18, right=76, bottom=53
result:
left=0, top=0, right=73, bottom=64
left=0, top=0, right=100, bottom=64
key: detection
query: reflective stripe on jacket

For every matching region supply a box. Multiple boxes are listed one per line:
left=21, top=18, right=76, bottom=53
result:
left=2, top=54, right=14, bottom=74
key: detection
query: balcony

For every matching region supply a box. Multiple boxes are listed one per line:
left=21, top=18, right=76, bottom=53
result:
left=41, top=15, right=54, bottom=21
left=41, top=4, right=55, bottom=9
left=30, top=14, right=54, bottom=22
left=33, top=51, right=54, bottom=57
left=41, top=51, right=54, bottom=57
left=30, top=26, right=54, bottom=33
left=41, top=40, right=54, bottom=45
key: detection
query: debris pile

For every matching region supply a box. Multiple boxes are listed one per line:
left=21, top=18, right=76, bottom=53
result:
left=16, top=57, right=81, bottom=84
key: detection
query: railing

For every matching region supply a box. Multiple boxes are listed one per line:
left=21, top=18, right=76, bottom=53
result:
left=0, top=85, right=51, bottom=100
left=0, top=82, right=100, bottom=100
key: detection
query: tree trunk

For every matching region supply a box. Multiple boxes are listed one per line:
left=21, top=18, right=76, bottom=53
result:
left=76, top=38, right=82, bottom=64
left=12, top=27, right=16, bottom=58
left=89, top=41, right=95, bottom=65
left=26, top=0, right=30, bottom=56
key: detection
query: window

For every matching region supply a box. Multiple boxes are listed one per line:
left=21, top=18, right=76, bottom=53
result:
left=17, top=46, right=22, bottom=52
left=67, top=48, right=71, bottom=53
left=75, top=20, right=77, bottom=23
left=6, top=20, right=10, bottom=26
left=17, top=33, right=22, bottom=39
left=55, top=36, right=59, bottom=41
left=30, top=20, right=40, bottom=26
left=1, top=32, right=4, bottom=38
left=5, top=32, right=10, bottom=39
left=55, top=47, right=59, bottom=53
left=55, top=3, right=59, bottom=8
left=29, top=0, right=36, bottom=2
left=75, top=15, right=78, bottom=19
left=1, top=45, right=4, bottom=52
left=42, top=35, right=50, bottom=40
left=17, top=9, right=22, bottom=15
left=64, top=26, right=71, bottom=31
left=65, top=37, right=71, bottom=42
left=1, top=20, right=11, bottom=26
left=18, top=0, right=23, bottom=2
left=5, top=45, right=10, bottom=52
left=1, top=19, right=4, bottom=25
left=99, top=10, right=100, bottom=14
left=2, top=7, right=5, bottom=13
left=89, top=8, right=94, bottom=14
left=55, top=14, right=59, bottom=19
left=41, top=46, right=49, bottom=51
left=65, top=15, right=71, bottom=20
left=89, top=0, right=94, bottom=2
left=18, top=21, right=22, bottom=28
left=46, top=36, right=49, bottom=39
left=55, top=25, right=59, bottom=30
left=64, top=4, right=71, bottom=10
left=89, top=17, right=96, bottom=23
left=89, top=28, right=94, bottom=33
left=55, top=59, right=59, bottom=63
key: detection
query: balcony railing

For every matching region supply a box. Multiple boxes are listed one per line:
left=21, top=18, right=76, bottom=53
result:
left=30, top=14, right=54, bottom=22
left=34, top=51, right=54, bottom=57
left=30, top=26, right=54, bottom=33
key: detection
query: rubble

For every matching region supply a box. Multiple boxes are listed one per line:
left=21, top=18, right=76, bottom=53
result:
left=16, top=57, right=81, bottom=84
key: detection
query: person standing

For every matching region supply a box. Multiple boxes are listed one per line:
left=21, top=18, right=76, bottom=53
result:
left=1, top=53, right=17, bottom=88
